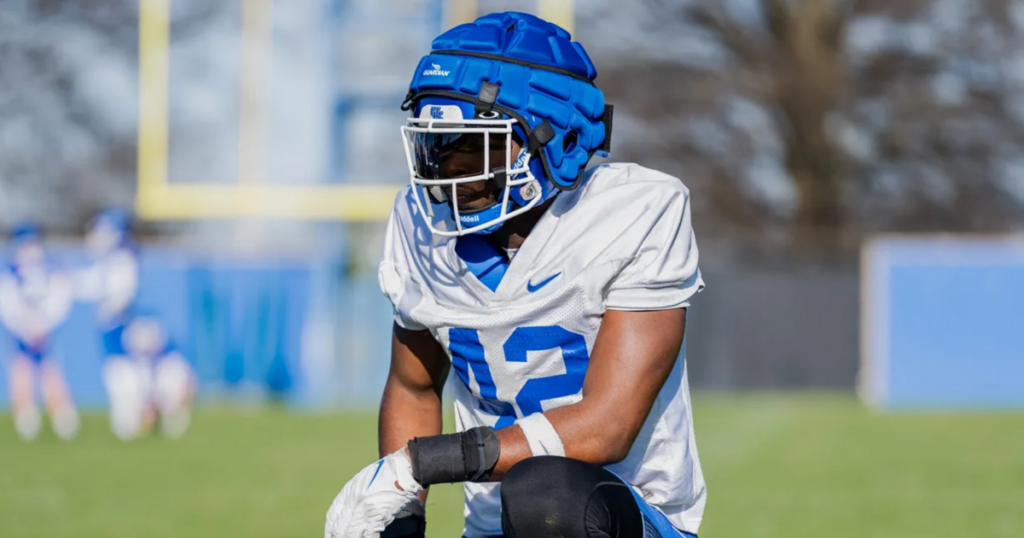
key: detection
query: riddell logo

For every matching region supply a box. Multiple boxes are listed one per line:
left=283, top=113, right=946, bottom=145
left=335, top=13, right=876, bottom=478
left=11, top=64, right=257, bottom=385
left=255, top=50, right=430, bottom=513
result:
left=423, top=63, right=450, bottom=77
left=513, top=150, right=528, bottom=169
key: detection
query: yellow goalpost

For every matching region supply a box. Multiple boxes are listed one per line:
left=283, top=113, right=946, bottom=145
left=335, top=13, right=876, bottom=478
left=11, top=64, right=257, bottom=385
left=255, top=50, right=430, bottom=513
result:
left=136, top=0, right=574, bottom=221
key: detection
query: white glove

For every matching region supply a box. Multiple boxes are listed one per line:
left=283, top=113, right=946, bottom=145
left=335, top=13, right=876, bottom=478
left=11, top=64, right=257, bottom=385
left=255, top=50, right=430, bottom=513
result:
left=325, top=449, right=425, bottom=538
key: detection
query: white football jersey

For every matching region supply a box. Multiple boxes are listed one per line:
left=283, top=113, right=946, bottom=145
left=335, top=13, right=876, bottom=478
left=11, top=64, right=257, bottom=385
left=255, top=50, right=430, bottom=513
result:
left=75, top=248, right=139, bottom=324
left=0, top=263, right=73, bottom=342
left=379, top=162, right=707, bottom=536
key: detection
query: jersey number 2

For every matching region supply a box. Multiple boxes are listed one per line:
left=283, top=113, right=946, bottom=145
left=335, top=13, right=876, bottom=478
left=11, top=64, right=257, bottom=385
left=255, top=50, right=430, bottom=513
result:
left=449, top=326, right=588, bottom=429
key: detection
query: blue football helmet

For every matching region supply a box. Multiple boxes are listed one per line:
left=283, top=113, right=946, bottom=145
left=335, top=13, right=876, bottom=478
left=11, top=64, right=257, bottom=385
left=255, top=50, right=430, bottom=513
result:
left=401, top=11, right=613, bottom=236
left=10, top=221, right=41, bottom=246
left=87, top=208, right=134, bottom=254
left=10, top=221, right=44, bottom=268
left=91, top=208, right=130, bottom=234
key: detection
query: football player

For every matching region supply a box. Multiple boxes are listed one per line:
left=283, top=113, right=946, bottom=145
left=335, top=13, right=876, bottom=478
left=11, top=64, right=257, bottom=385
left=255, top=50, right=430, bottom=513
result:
left=77, top=208, right=139, bottom=339
left=326, top=12, right=705, bottom=538
left=103, top=315, right=195, bottom=440
left=75, top=208, right=158, bottom=440
left=0, top=222, right=78, bottom=441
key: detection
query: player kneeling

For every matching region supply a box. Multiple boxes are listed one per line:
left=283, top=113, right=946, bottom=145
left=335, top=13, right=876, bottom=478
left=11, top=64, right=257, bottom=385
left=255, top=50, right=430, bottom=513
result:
left=327, top=13, right=705, bottom=538
left=103, top=316, right=194, bottom=440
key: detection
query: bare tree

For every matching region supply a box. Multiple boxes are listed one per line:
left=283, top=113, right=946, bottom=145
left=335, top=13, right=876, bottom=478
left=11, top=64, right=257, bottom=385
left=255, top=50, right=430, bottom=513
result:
left=595, top=0, right=1024, bottom=259
left=0, top=0, right=139, bottom=231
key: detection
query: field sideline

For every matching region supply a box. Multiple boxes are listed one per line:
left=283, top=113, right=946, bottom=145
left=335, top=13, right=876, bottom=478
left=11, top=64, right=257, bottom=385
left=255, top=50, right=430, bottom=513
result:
left=2, top=393, right=1022, bottom=537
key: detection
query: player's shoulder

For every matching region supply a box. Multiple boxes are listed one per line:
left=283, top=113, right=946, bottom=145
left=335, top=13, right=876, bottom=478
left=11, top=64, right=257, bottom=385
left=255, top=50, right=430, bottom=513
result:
left=585, top=162, right=689, bottom=188
left=558, top=163, right=691, bottom=222
left=115, top=242, right=140, bottom=258
left=577, top=162, right=690, bottom=203
left=384, top=185, right=453, bottom=270
left=391, top=185, right=416, bottom=217
left=390, top=185, right=436, bottom=233
left=389, top=185, right=466, bottom=250
left=105, top=247, right=139, bottom=265
left=541, top=163, right=693, bottom=255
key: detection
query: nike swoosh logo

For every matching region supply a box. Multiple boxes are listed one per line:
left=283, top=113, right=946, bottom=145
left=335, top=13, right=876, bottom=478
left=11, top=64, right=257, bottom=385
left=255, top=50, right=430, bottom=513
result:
left=366, top=459, right=385, bottom=489
left=527, top=272, right=561, bottom=293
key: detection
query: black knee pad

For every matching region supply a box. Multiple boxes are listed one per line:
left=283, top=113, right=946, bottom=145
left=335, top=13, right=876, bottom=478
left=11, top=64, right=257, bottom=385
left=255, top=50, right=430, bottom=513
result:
left=381, top=502, right=426, bottom=538
left=501, top=457, right=644, bottom=538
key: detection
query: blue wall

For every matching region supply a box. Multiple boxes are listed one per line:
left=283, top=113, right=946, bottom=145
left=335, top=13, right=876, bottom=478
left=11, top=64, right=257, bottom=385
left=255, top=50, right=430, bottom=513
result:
left=0, top=244, right=396, bottom=410
left=862, top=237, right=1024, bottom=409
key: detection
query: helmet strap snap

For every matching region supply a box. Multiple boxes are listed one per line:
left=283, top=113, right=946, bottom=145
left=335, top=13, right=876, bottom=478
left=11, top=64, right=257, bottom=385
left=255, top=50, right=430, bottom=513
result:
left=527, top=121, right=555, bottom=154
left=474, top=82, right=500, bottom=117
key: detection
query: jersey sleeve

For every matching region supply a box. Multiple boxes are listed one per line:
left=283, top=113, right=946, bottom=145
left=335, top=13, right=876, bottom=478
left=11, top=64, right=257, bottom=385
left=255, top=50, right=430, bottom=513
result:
left=378, top=189, right=429, bottom=331
left=97, top=250, right=139, bottom=321
left=605, top=181, right=704, bottom=311
left=0, top=273, right=26, bottom=335
left=38, top=270, right=74, bottom=331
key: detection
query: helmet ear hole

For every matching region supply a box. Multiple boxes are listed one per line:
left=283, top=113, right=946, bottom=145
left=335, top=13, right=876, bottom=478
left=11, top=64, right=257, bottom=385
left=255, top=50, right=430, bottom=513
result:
left=562, top=131, right=578, bottom=153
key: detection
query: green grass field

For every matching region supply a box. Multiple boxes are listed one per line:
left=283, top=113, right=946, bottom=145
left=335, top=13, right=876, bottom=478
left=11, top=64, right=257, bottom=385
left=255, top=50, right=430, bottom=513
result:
left=2, top=393, right=1023, bottom=537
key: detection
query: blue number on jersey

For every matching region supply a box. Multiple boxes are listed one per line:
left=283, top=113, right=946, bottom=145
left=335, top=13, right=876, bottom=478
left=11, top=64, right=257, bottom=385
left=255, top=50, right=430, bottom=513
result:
left=449, top=328, right=517, bottom=423
left=449, top=325, right=589, bottom=429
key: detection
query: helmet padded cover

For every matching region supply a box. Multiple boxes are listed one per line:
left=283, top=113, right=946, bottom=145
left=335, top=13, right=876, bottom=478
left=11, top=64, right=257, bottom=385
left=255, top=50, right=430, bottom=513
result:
left=407, top=12, right=607, bottom=190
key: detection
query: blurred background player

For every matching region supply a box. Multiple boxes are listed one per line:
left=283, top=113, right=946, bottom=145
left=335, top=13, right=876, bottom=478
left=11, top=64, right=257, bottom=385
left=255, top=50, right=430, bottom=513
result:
left=0, top=222, right=79, bottom=441
left=77, top=208, right=139, bottom=337
left=104, top=315, right=195, bottom=440
left=75, top=209, right=148, bottom=440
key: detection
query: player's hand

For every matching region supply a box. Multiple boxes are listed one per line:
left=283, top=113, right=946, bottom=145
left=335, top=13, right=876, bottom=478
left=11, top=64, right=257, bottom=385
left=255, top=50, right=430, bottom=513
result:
left=20, top=318, right=50, bottom=349
left=324, top=448, right=424, bottom=538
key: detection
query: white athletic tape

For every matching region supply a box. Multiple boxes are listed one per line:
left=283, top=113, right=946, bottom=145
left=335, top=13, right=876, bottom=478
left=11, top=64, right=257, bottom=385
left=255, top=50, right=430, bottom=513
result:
left=516, top=413, right=565, bottom=457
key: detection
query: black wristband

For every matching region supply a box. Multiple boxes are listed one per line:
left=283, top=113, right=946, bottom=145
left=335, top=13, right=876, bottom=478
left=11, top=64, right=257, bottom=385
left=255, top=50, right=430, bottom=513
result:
left=407, top=426, right=501, bottom=486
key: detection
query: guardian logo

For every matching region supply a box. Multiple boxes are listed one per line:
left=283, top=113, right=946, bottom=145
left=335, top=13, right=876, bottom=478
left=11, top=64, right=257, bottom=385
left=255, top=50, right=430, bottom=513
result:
left=422, top=63, right=451, bottom=77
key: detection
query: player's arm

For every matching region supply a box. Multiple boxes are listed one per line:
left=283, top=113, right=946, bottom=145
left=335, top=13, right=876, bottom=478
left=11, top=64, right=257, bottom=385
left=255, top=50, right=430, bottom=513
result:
left=490, top=307, right=686, bottom=478
left=325, top=325, right=448, bottom=537
left=97, top=251, right=138, bottom=321
left=0, top=275, right=25, bottom=335
left=404, top=181, right=699, bottom=488
left=378, top=323, right=449, bottom=459
left=400, top=307, right=686, bottom=486
left=39, top=271, right=75, bottom=332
